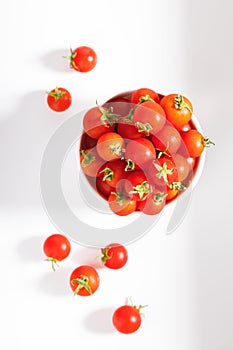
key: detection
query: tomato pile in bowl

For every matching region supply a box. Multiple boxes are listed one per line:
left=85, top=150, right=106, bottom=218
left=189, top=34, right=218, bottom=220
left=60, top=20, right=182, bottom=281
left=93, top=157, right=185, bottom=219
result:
left=79, top=88, right=211, bottom=216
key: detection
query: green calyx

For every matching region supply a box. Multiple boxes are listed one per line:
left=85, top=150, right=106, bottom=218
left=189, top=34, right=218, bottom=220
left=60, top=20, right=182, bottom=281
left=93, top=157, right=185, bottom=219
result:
left=100, top=167, right=114, bottom=182
left=125, top=159, right=135, bottom=171
left=124, top=107, right=136, bottom=123
left=129, top=181, right=150, bottom=200
left=203, top=137, right=215, bottom=147
left=80, top=150, right=96, bottom=167
left=139, top=94, right=153, bottom=104
left=48, top=87, right=66, bottom=101
left=153, top=192, right=167, bottom=203
left=111, top=192, right=126, bottom=206
left=169, top=182, right=186, bottom=191
left=96, top=101, right=121, bottom=127
left=109, top=143, right=125, bottom=157
left=174, top=94, right=192, bottom=113
left=101, top=247, right=112, bottom=264
left=71, top=274, right=92, bottom=295
left=154, top=161, right=175, bottom=184
left=135, top=121, right=153, bottom=136
left=45, top=257, right=59, bottom=272
left=133, top=304, right=149, bottom=313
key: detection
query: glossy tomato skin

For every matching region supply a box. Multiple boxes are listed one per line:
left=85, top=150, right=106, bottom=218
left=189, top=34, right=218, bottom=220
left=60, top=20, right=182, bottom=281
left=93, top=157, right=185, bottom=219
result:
left=43, top=234, right=71, bottom=261
left=137, top=190, right=167, bottom=215
left=124, top=170, right=151, bottom=201
left=69, top=46, right=97, bottom=72
left=112, top=305, right=142, bottom=334
left=151, top=124, right=181, bottom=155
left=83, top=106, right=115, bottom=139
left=97, top=132, right=125, bottom=162
left=47, top=87, right=72, bottom=112
left=130, top=88, right=160, bottom=104
left=125, top=138, right=156, bottom=169
left=181, top=129, right=204, bottom=158
left=80, top=148, right=104, bottom=177
left=70, top=265, right=99, bottom=296
left=133, top=100, right=166, bottom=136
left=101, top=243, right=128, bottom=269
left=160, top=94, right=193, bottom=130
left=108, top=193, right=136, bottom=216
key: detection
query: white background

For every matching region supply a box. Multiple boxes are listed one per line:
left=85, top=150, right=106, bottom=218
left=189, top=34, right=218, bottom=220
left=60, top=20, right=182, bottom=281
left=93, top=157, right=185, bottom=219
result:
left=1, top=0, right=233, bottom=349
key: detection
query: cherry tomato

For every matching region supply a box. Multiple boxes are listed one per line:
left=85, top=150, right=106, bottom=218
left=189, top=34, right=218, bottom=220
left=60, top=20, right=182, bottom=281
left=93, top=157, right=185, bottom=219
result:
left=151, top=124, right=181, bottom=155
left=125, top=138, right=156, bottom=169
left=130, top=88, right=160, bottom=104
left=70, top=265, right=100, bottom=296
left=160, top=94, right=193, bottom=130
left=112, top=304, right=146, bottom=334
left=96, top=172, right=115, bottom=198
left=182, top=129, right=214, bottom=158
left=100, top=159, right=128, bottom=188
left=68, top=46, right=97, bottom=72
left=47, top=87, right=72, bottom=112
left=172, top=153, right=191, bottom=182
left=124, top=170, right=151, bottom=201
left=108, top=192, right=136, bottom=216
left=133, top=100, right=166, bottom=136
left=147, top=156, right=177, bottom=187
left=97, top=132, right=125, bottom=161
left=117, top=114, right=141, bottom=139
left=137, top=190, right=167, bottom=215
left=83, top=104, right=120, bottom=139
left=43, top=234, right=71, bottom=271
left=101, top=243, right=128, bottom=269
left=80, top=148, right=104, bottom=177
left=80, top=133, right=97, bottom=150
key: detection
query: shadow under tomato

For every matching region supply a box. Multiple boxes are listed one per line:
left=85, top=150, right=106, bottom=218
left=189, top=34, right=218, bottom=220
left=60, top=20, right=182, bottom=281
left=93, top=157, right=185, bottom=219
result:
left=38, top=266, right=71, bottom=296
left=83, top=307, right=115, bottom=334
left=17, top=235, right=45, bottom=262
left=40, top=48, right=73, bottom=73
left=70, top=247, right=105, bottom=269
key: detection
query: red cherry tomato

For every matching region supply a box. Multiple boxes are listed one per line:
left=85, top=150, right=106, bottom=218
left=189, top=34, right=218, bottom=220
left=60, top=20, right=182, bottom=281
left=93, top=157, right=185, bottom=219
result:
left=108, top=192, right=136, bottom=216
left=47, top=87, right=72, bottom=112
left=97, top=132, right=125, bottom=161
left=130, top=88, right=160, bottom=104
left=80, top=133, right=97, bottom=150
left=101, top=243, right=128, bottom=269
left=43, top=234, right=71, bottom=271
left=68, top=46, right=97, bottom=72
left=137, top=190, right=167, bottom=215
left=112, top=304, right=146, bottom=334
left=96, top=172, right=115, bottom=198
left=117, top=115, right=141, bottom=139
left=133, top=100, right=166, bottom=136
left=172, top=153, right=191, bottom=182
left=80, top=148, right=104, bottom=177
left=83, top=105, right=120, bottom=139
left=124, top=170, right=151, bottom=201
left=70, top=265, right=100, bottom=296
left=100, top=159, right=128, bottom=188
left=125, top=138, right=156, bottom=169
left=151, top=124, right=181, bottom=155
left=181, top=129, right=214, bottom=158
left=147, top=156, right=178, bottom=187
left=160, top=94, right=193, bottom=130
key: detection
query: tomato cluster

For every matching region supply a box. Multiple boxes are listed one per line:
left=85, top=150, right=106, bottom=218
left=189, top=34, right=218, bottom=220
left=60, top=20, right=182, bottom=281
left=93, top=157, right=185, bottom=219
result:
left=43, top=234, right=144, bottom=334
left=80, top=88, right=214, bottom=216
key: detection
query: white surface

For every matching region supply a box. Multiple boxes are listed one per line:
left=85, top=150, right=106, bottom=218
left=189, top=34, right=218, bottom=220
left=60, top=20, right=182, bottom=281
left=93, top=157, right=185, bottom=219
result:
left=1, top=0, right=233, bottom=349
